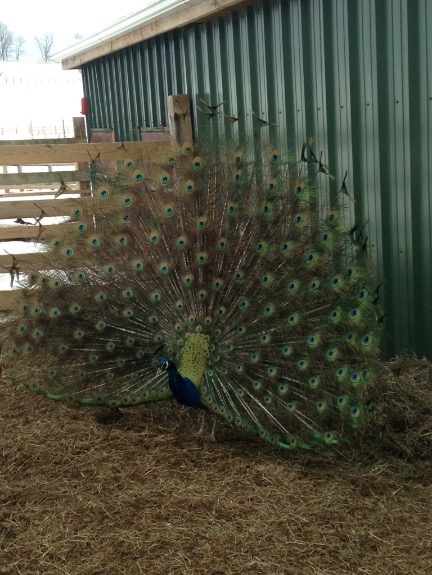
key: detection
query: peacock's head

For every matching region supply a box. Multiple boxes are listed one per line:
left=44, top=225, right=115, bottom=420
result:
left=156, top=357, right=170, bottom=375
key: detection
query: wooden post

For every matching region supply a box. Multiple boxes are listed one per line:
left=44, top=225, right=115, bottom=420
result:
left=73, top=117, right=91, bottom=197
left=72, top=117, right=87, bottom=141
left=167, top=95, right=193, bottom=146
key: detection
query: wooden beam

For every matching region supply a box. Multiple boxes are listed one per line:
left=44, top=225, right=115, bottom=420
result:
left=0, top=189, right=80, bottom=197
left=0, top=193, right=138, bottom=226
left=0, top=171, right=89, bottom=187
left=0, top=141, right=172, bottom=165
left=0, top=252, right=52, bottom=274
left=0, top=197, right=91, bottom=219
left=0, top=222, right=73, bottom=242
left=61, top=0, right=259, bottom=69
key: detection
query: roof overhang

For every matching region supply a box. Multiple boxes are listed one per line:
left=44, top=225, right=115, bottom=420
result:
left=56, top=0, right=257, bottom=70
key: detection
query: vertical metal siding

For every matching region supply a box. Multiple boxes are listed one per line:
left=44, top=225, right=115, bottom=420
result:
left=347, top=0, right=383, bottom=283
left=416, top=1, right=432, bottom=356
left=216, top=14, right=239, bottom=141
left=288, top=1, right=307, bottom=148
left=81, top=0, right=432, bottom=359
left=379, top=0, right=414, bottom=355
left=267, top=1, right=288, bottom=149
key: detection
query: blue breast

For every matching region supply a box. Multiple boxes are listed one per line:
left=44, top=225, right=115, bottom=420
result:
left=167, top=364, right=206, bottom=409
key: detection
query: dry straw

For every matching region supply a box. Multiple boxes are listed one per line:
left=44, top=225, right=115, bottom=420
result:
left=1, top=357, right=432, bottom=574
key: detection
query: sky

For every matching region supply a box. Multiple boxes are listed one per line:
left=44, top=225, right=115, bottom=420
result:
left=1, top=0, right=158, bottom=61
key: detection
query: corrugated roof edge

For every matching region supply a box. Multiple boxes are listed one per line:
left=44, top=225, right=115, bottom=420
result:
left=55, top=0, right=255, bottom=70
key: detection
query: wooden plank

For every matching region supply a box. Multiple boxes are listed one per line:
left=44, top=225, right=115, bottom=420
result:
left=0, top=251, right=52, bottom=274
left=0, top=222, right=73, bottom=242
left=0, top=185, right=81, bottom=193
left=0, top=193, right=131, bottom=227
left=0, top=141, right=172, bottom=165
left=0, top=170, right=89, bottom=187
left=0, top=189, right=79, bottom=197
left=0, top=197, right=90, bottom=219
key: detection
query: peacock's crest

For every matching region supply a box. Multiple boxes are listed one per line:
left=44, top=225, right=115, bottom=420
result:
left=4, top=137, right=383, bottom=449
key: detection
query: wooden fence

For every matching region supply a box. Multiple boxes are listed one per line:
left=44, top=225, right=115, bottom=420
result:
left=0, top=95, right=192, bottom=313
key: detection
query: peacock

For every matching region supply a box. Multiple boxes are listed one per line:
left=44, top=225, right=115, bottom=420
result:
left=3, top=135, right=383, bottom=450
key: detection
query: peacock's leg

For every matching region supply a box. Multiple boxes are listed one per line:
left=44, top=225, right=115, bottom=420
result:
left=198, top=410, right=207, bottom=436
left=196, top=410, right=217, bottom=441
left=209, top=414, right=217, bottom=442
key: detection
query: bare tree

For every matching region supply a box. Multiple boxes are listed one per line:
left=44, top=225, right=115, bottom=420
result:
left=0, top=21, right=13, bottom=60
left=34, top=32, right=54, bottom=62
left=12, top=35, right=25, bottom=61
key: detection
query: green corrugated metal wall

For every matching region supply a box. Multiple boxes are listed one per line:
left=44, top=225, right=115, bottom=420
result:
left=81, top=0, right=432, bottom=359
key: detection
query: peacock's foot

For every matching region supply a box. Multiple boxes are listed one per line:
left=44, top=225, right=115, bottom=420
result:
left=196, top=411, right=217, bottom=441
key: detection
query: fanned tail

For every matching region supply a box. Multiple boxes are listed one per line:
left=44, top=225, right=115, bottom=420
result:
left=5, top=137, right=382, bottom=449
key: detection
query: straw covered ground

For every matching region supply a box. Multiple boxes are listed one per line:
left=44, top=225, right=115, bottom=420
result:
left=1, top=356, right=432, bottom=575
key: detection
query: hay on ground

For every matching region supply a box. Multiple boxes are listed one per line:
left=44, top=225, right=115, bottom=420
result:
left=1, top=358, right=432, bottom=575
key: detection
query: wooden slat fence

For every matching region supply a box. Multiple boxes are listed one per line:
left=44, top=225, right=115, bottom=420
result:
left=0, top=96, right=192, bottom=313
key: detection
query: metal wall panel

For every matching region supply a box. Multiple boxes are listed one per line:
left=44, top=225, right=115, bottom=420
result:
left=81, top=0, right=432, bottom=359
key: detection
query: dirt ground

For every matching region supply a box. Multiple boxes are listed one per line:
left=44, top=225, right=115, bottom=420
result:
left=1, top=359, right=432, bottom=575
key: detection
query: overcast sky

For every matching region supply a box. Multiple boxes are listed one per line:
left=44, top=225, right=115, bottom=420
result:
left=1, top=0, right=157, bottom=61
